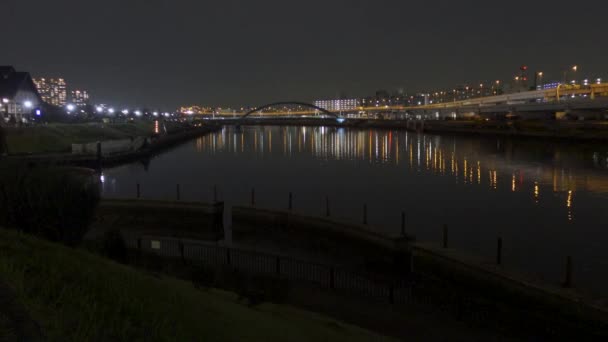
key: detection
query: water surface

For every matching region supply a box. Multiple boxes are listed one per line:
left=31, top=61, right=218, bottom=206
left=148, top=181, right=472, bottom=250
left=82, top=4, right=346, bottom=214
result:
left=102, top=125, right=608, bottom=297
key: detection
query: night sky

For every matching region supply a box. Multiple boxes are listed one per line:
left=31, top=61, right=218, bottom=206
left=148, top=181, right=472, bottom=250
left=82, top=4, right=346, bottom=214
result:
left=2, top=0, right=607, bottom=109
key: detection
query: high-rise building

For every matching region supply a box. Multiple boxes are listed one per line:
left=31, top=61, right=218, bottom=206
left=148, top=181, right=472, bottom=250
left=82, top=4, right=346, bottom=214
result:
left=71, top=89, right=90, bottom=106
left=313, top=98, right=359, bottom=113
left=33, top=78, right=67, bottom=106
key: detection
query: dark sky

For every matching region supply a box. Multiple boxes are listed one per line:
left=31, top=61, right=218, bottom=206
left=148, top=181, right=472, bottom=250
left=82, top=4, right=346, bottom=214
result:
left=2, top=0, right=607, bottom=109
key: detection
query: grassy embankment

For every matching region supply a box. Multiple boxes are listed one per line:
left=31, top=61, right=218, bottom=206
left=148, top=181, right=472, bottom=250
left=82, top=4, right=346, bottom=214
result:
left=0, top=227, right=392, bottom=341
left=4, top=121, right=155, bottom=155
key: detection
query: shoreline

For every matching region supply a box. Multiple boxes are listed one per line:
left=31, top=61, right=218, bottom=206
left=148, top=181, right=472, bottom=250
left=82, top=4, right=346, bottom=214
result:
left=209, top=118, right=608, bottom=143
left=5, top=124, right=222, bottom=168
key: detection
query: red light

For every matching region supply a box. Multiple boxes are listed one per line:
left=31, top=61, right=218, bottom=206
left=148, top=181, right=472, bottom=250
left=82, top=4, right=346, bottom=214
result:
left=520, top=65, right=528, bottom=71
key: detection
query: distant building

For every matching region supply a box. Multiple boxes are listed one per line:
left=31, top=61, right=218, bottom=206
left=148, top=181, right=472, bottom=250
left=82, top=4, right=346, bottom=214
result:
left=71, top=89, right=90, bottom=106
left=313, top=98, right=359, bottom=113
left=0, top=66, right=43, bottom=123
left=33, top=77, right=67, bottom=106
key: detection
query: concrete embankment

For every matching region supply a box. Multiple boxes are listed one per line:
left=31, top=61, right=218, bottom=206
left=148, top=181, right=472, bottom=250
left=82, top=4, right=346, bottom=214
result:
left=231, top=205, right=608, bottom=329
left=213, top=118, right=608, bottom=141
left=7, top=124, right=222, bottom=167
left=231, top=205, right=413, bottom=273
left=88, top=198, right=224, bottom=241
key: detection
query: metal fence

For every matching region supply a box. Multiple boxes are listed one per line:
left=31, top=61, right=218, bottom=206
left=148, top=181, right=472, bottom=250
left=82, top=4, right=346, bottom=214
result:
left=121, top=234, right=607, bottom=339
left=126, top=235, right=412, bottom=304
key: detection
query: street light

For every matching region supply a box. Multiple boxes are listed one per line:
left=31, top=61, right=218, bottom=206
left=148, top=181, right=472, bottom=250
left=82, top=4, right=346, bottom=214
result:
left=24, top=101, right=33, bottom=108
left=66, top=104, right=75, bottom=112
left=537, top=72, right=543, bottom=89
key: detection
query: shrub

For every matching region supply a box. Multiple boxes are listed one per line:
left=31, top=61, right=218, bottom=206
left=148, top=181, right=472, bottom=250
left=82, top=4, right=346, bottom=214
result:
left=0, top=163, right=100, bottom=246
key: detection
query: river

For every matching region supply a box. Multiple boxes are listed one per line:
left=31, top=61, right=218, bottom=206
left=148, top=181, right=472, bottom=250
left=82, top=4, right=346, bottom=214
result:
left=101, top=125, right=608, bottom=298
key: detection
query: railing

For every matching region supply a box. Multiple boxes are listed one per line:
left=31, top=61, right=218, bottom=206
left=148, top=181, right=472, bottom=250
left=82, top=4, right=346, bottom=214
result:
left=127, top=235, right=412, bottom=304
left=123, top=234, right=608, bottom=339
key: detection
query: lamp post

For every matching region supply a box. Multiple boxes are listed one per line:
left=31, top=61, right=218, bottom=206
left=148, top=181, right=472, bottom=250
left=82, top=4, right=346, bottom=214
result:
left=536, top=72, right=543, bottom=90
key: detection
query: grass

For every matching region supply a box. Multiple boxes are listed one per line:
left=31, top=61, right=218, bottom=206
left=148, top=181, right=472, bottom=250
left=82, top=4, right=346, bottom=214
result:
left=4, top=121, right=155, bottom=154
left=0, top=228, right=393, bottom=341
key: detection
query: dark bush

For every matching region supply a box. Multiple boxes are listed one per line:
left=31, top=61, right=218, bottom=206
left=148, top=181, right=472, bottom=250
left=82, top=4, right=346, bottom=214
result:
left=101, top=229, right=128, bottom=264
left=0, top=163, right=100, bottom=246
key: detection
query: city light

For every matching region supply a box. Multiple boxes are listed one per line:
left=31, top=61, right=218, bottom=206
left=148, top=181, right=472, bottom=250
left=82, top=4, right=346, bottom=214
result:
left=153, top=111, right=159, bottom=116
left=96, top=106, right=104, bottom=113
left=24, top=101, right=33, bottom=108
left=108, top=108, right=115, bottom=114
left=66, top=104, right=75, bottom=111
left=2, top=98, right=8, bottom=104
left=134, top=110, right=142, bottom=116
left=122, top=109, right=129, bottom=115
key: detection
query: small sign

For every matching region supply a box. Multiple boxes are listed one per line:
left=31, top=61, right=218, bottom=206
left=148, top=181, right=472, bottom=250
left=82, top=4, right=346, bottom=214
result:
left=151, top=240, right=161, bottom=250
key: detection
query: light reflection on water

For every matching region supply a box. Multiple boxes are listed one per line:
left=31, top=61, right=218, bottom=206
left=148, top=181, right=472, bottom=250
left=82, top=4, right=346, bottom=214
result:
left=102, top=125, right=608, bottom=297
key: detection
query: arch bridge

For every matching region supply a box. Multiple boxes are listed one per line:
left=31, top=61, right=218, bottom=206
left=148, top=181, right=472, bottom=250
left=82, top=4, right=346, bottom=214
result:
left=239, top=101, right=342, bottom=120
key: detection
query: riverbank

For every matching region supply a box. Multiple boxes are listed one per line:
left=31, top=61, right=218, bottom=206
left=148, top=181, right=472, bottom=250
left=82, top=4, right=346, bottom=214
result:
left=4, top=122, right=222, bottom=168
left=210, top=118, right=608, bottom=142
left=0, top=227, right=394, bottom=341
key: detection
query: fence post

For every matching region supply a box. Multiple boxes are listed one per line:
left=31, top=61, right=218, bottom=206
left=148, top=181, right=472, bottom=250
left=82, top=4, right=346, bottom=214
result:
left=563, top=256, right=573, bottom=288
left=226, top=248, right=231, bottom=266
left=496, top=237, right=502, bottom=265
left=329, top=267, right=335, bottom=290
left=176, top=184, right=181, bottom=201
left=442, top=224, right=448, bottom=248
left=401, top=211, right=406, bottom=237
left=213, top=184, right=218, bottom=202
left=389, top=284, right=395, bottom=304
left=288, top=192, right=293, bottom=210
left=136, top=183, right=141, bottom=199
left=251, top=187, right=255, bottom=206
left=276, top=256, right=281, bottom=276
left=179, top=241, right=185, bottom=264
left=363, top=204, right=368, bottom=225
left=96, top=141, right=102, bottom=171
left=325, top=196, right=330, bottom=217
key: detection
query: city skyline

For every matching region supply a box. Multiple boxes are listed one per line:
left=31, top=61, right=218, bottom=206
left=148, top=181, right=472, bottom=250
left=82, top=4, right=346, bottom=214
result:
left=3, top=0, right=608, bottom=109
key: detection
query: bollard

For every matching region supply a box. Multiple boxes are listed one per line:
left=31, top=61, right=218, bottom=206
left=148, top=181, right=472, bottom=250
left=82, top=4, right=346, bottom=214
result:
left=213, top=184, right=218, bottom=202
left=251, top=188, right=255, bottom=206
left=442, top=224, right=448, bottom=248
left=325, top=196, right=330, bottom=217
left=136, top=183, right=141, bottom=199
left=176, top=184, right=181, bottom=201
left=496, top=237, right=503, bottom=265
left=288, top=192, right=293, bottom=210
left=563, top=256, right=573, bottom=288
left=401, top=211, right=406, bottom=237
left=363, top=204, right=368, bottom=225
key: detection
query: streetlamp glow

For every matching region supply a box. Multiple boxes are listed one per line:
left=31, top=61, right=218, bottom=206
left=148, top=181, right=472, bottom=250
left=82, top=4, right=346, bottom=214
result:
left=121, top=109, right=129, bottom=115
left=134, top=110, right=142, bottom=116
left=1, top=98, right=9, bottom=104
left=108, top=108, right=115, bottom=114
left=96, top=106, right=104, bottom=113
left=66, top=104, right=75, bottom=112
left=572, top=65, right=578, bottom=72
left=24, top=101, right=33, bottom=108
